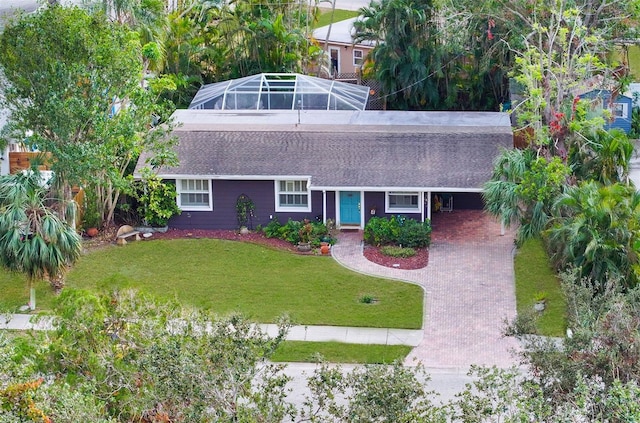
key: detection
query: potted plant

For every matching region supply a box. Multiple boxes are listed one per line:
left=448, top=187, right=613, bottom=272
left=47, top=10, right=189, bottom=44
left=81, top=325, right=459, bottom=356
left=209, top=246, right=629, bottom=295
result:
left=297, top=219, right=313, bottom=252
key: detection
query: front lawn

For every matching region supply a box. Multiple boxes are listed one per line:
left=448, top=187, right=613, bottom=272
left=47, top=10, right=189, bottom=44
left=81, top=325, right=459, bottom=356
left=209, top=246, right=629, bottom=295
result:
left=52, top=239, right=422, bottom=329
left=272, top=341, right=411, bottom=364
left=314, top=9, right=360, bottom=28
left=514, top=237, right=566, bottom=336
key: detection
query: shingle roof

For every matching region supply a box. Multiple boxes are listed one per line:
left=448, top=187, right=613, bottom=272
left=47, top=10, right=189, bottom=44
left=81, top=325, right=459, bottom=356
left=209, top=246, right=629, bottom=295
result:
left=137, top=110, right=513, bottom=191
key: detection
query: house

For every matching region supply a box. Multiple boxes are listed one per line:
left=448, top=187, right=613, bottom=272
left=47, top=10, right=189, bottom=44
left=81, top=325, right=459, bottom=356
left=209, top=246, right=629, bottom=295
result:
left=579, top=89, right=633, bottom=134
left=135, top=74, right=513, bottom=230
left=311, top=17, right=374, bottom=80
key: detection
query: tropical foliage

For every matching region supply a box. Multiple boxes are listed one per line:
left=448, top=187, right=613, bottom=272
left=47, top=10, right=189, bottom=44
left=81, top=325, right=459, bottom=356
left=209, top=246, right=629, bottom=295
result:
left=0, top=6, right=178, bottom=226
left=546, top=182, right=640, bottom=290
left=0, top=172, right=81, bottom=309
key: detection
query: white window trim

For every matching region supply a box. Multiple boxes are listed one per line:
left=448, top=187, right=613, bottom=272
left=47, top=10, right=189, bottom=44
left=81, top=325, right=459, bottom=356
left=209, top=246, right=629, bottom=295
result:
left=610, top=102, right=629, bottom=119
left=385, top=191, right=422, bottom=214
left=176, top=178, right=213, bottom=211
left=275, top=179, right=311, bottom=212
left=353, top=49, right=364, bottom=67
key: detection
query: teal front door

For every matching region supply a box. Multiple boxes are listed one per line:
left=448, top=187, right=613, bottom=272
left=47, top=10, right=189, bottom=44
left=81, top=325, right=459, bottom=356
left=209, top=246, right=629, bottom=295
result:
left=340, top=191, right=361, bottom=225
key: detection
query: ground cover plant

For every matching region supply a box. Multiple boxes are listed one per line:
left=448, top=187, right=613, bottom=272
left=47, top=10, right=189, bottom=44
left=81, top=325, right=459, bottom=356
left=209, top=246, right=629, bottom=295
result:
left=60, top=238, right=422, bottom=328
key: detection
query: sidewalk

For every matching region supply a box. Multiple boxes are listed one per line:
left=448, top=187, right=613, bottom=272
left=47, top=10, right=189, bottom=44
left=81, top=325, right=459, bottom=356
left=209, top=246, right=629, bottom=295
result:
left=0, top=315, right=422, bottom=346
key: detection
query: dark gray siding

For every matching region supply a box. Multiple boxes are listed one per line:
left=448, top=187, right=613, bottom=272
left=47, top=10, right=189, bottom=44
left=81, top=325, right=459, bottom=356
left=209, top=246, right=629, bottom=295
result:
left=169, top=181, right=339, bottom=230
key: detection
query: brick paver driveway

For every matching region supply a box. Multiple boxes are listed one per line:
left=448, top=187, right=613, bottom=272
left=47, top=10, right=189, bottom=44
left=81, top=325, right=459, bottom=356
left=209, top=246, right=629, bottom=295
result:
left=332, top=210, right=520, bottom=369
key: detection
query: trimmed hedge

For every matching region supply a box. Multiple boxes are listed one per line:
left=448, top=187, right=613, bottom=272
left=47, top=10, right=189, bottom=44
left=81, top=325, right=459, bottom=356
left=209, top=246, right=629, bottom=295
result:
left=364, top=216, right=431, bottom=248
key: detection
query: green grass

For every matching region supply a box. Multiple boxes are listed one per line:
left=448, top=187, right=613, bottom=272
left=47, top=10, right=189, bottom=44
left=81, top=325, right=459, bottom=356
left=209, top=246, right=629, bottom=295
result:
left=272, top=341, right=411, bottom=364
left=313, top=9, right=360, bottom=29
left=514, top=238, right=566, bottom=336
left=623, top=45, right=640, bottom=80
left=0, top=270, right=56, bottom=311
left=45, top=239, right=423, bottom=328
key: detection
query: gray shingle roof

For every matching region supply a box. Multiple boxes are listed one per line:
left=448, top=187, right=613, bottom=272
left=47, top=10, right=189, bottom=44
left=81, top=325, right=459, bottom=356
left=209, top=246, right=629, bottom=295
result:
left=137, top=110, right=512, bottom=191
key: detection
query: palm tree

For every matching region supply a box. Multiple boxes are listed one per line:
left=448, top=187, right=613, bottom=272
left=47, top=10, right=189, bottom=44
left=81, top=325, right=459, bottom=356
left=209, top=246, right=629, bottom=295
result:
left=483, top=148, right=570, bottom=244
left=569, top=128, right=634, bottom=185
left=0, top=173, right=81, bottom=310
left=546, top=181, right=640, bottom=291
left=352, top=0, right=441, bottom=110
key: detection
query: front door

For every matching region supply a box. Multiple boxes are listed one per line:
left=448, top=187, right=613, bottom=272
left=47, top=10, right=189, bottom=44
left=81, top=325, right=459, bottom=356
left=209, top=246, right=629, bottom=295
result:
left=340, top=191, right=361, bottom=226
left=329, top=47, right=340, bottom=76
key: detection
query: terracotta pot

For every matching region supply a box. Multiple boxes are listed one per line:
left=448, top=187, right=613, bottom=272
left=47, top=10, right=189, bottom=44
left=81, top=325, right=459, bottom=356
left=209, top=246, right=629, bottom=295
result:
left=86, top=227, right=98, bottom=237
left=320, top=244, right=330, bottom=255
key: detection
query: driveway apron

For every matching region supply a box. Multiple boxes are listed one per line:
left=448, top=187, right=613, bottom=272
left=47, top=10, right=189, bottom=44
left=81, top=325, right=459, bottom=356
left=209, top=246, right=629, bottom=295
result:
left=331, top=210, right=520, bottom=369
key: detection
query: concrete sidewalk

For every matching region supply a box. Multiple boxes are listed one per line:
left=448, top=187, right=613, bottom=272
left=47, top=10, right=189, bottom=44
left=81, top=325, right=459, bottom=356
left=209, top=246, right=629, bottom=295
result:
left=0, top=314, right=422, bottom=346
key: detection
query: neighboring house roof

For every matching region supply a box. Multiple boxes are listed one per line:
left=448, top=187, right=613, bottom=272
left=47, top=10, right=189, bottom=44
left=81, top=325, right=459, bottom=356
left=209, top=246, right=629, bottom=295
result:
left=312, top=17, right=375, bottom=47
left=137, top=110, right=512, bottom=191
left=189, top=73, right=370, bottom=111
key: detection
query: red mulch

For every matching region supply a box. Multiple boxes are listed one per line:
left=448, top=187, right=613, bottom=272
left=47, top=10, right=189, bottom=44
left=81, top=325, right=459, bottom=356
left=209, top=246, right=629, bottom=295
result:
left=363, top=245, right=429, bottom=270
left=148, top=228, right=299, bottom=252
left=84, top=226, right=428, bottom=268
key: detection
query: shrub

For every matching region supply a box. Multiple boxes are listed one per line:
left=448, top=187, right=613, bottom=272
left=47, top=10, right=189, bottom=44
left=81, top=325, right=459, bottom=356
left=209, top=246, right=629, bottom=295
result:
left=279, top=219, right=303, bottom=244
left=380, top=246, right=416, bottom=258
left=263, top=218, right=332, bottom=246
left=364, top=216, right=431, bottom=248
left=398, top=218, right=431, bottom=248
left=263, top=217, right=282, bottom=238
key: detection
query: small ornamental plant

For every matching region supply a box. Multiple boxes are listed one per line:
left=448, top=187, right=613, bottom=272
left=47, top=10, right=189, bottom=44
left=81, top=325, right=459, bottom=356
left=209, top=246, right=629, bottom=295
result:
left=298, top=219, right=313, bottom=243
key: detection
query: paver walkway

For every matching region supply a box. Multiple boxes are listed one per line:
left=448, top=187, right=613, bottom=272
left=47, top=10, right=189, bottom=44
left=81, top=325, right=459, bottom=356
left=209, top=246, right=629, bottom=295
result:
left=331, top=210, right=520, bottom=369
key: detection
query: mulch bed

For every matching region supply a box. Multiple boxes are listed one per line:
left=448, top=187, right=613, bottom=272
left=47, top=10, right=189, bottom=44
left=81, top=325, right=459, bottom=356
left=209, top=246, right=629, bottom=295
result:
left=83, top=226, right=428, bottom=269
left=148, top=228, right=298, bottom=252
left=363, top=245, right=429, bottom=270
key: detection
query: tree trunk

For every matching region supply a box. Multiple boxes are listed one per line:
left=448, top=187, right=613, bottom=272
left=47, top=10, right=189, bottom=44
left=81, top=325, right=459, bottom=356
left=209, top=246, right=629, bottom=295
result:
left=29, top=282, right=36, bottom=311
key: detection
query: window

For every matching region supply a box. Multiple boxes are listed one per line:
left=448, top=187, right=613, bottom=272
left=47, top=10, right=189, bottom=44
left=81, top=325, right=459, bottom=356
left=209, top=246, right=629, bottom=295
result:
left=276, top=180, right=310, bottom=212
left=177, top=179, right=212, bottom=211
left=353, top=49, right=364, bottom=67
left=386, top=192, right=420, bottom=213
left=611, top=103, right=628, bottom=118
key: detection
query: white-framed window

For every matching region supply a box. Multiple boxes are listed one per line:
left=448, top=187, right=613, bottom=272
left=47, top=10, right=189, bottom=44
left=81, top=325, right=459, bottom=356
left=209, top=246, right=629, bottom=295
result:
left=611, top=102, right=628, bottom=119
left=386, top=192, right=421, bottom=213
left=275, top=180, right=310, bottom=212
left=353, top=49, right=364, bottom=67
left=177, top=179, right=212, bottom=211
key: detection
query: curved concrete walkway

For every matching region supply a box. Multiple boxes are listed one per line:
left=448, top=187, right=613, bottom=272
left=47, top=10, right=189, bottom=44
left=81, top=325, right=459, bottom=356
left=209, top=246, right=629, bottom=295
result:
left=331, top=210, right=520, bottom=369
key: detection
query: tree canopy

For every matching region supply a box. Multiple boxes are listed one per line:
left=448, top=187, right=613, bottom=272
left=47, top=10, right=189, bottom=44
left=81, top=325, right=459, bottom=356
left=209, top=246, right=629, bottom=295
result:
left=0, top=5, right=177, bottom=226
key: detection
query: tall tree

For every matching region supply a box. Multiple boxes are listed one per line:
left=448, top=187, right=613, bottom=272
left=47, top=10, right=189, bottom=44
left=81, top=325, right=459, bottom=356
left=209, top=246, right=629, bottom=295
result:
left=0, top=172, right=81, bottom=309
left=218, top=0, right=319, bottom=78
left=353, top=0, right=442, bottom=110
left=0, top=5, right=177, bottom=225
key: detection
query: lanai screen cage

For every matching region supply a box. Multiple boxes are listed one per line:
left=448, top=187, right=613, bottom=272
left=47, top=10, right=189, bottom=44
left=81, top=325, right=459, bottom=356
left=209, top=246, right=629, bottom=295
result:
left=188, top=73, right=370, bottom=111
